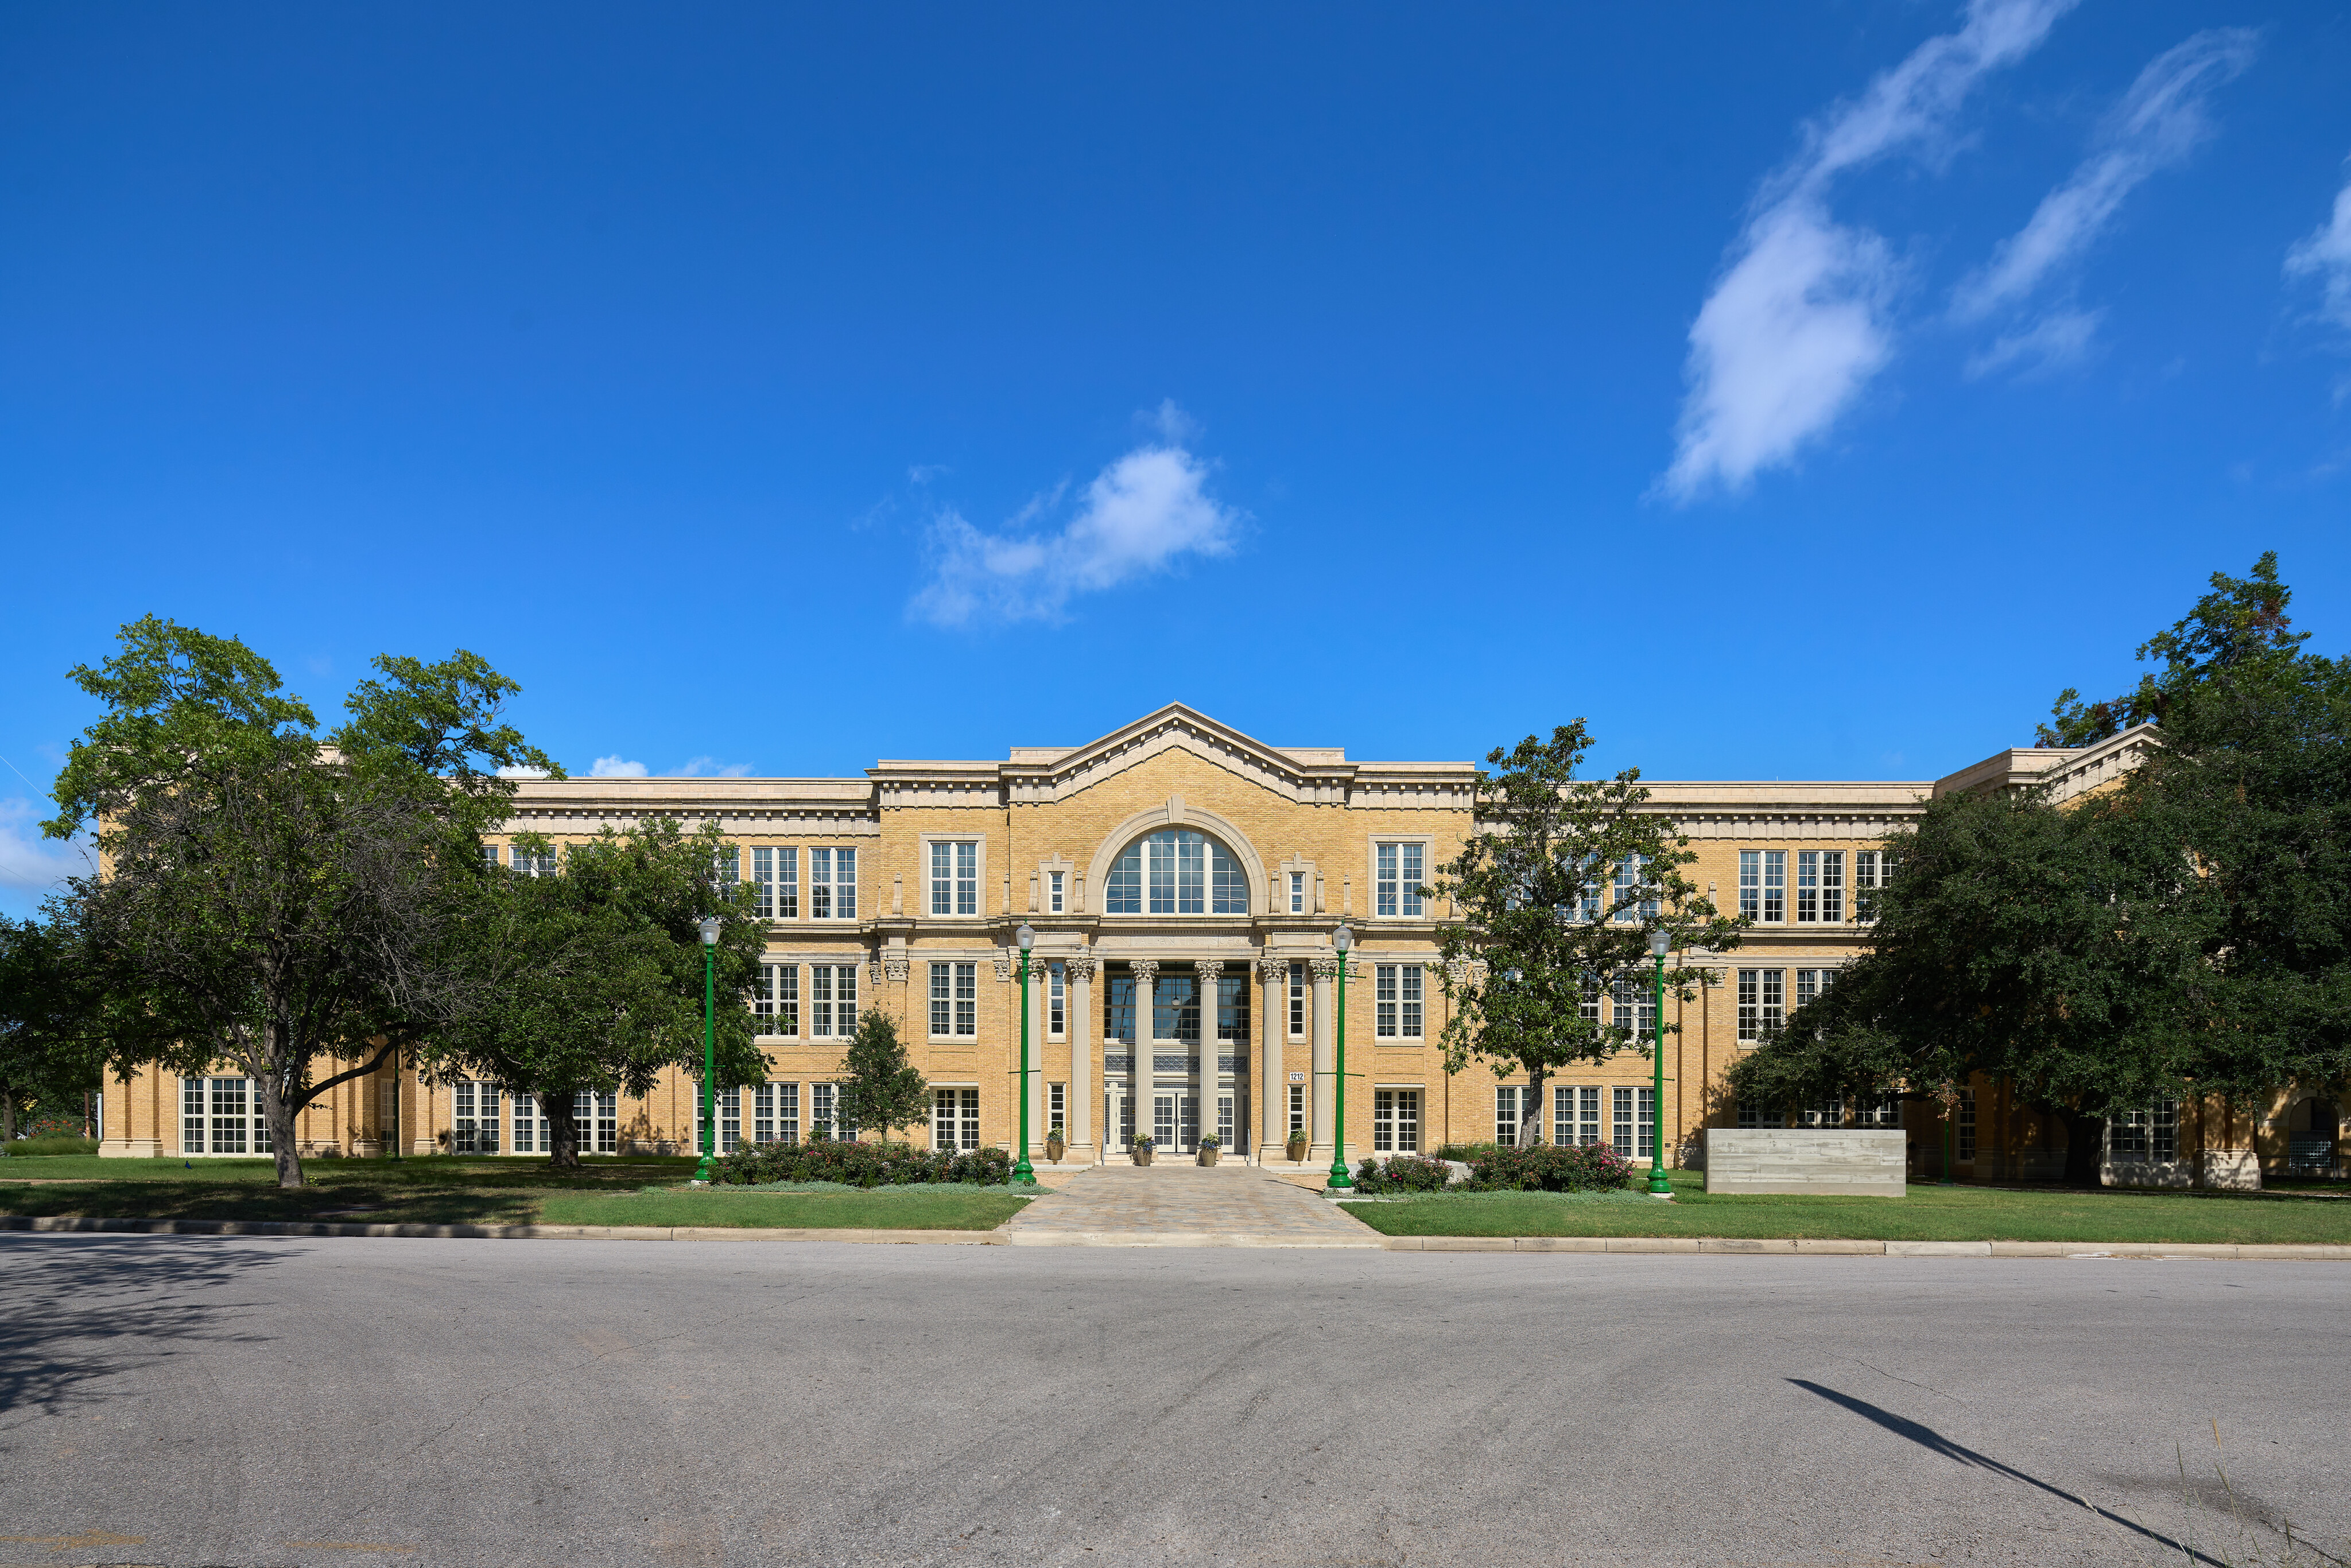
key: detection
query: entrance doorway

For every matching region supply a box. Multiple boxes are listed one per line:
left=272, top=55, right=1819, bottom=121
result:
left=1153, top=1092, right=1200, bottom=1155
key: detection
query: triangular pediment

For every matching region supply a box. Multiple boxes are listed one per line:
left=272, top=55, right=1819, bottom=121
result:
left=1008, top=703, right=1353, bottom=807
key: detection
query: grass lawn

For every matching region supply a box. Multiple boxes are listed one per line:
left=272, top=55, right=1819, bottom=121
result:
left=0, top=1154, right=1029, bottom=1231
left=1341, top=1181, right=2351, bottom=1245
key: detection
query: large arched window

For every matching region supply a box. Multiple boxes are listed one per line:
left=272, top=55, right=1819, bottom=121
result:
left=1105, top=829, right=1249, bottom=915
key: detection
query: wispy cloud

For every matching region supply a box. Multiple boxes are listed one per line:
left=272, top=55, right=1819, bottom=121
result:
left=671, top=756, right=753, bottom=779
left=1965, top=306, right=2103, bottom=379
left=1660, top=0, right=2075, bottom=502
left=909, top=403, right=1241, bottom=627
left=588, top=755, right=648, bottom=779
left=2286, top=157, right=2351, bottom=335
left=1953, top=28, right=2257, bottom=371
left=495, top=764, right=551, bottom=780
left=0, top=798, right=93, bottom=904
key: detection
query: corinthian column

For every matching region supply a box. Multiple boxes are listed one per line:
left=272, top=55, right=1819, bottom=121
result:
left=1195, top=960, right=1223, bottom=1158
left=1310, top=956, right=1338, bottom=1165
left=1130, top=959, right=1158, bottom=1163
left=1067, top=953, right=1096, bottom=1162
left=1258, top=953, right=1287, bottom=1164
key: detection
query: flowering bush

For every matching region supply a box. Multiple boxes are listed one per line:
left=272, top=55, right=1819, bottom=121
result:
left=1349, top=1153, right=1457, bottom=1193
left=1466, top=1141, right=1637, bottom=1192
left=711, top=1139, right=1013, bottom=1187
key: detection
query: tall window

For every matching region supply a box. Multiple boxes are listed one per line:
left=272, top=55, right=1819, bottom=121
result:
left=1957, top=1088, right=1978, bottom=1162
left=712, top=1086, right=741, bottom=1154
left=1580, top=973, right=1603, bottom=1027
left=453, top=1082, right=501, bottom=1154
left=574, top=1089, right=618, bottom=1154
left=1794, top=967, right=1838, bottom=1011
left=1796, top=851, right=1845, bottom=923
left=1859, top=1092, right=1902, bottom=1129
left=929, top=962, right=977, bottom=1038
left=1104, top=972, right=1137, bottom=1043
left=480, top=842, right=503, bottom=868
left=1855, top=850, right=1894, bottom=918
left=1737, top=969, right=1785, bottom=1044
left=182, top=1076, right=272, bottom=1155
left=1612, top=856, right=1657, bottom=922
left=931, top=1087, right=980, bottom=1151
left=1288, top=1082, right=1306, bottom=1134
left=754, top=1082, right=800, bottom=1145
left=1105, top=830, right=1247, bottom=915
left=810, top=965, right=859, bottom=1038
left=753, top=848, right=800, bottom=919
left=1049, top=963, right=1066, bottom=1037
left=1375, top=965, right=1423, bottom=1038
left=512, top=1093, right=543, bottom=1154
left=513, top=844, right=558, bottom=877
left=1739, top=851, right=1786, bottom=923
left=812, top=1082, right=853, bottom=1139
left=1049, top=1082, right=1065, bottom=1134
left=1374, top=1089, right=1420, bottom=1153
left=755, top=964, right=800, bottom=1037
left=712, top=847, right=739, bottom=892
left=810, top=848, right=857, bottom=919
left=1376, top=843, right=1425, bottom=917
left=1215, top=973, right=1250, bottom=1044
left=1049, top=870, right=1064, bottom=913
left=1797, top=1097, right=1844, bottom=1128
left=1737, top=1096, right=1784, bottom=1129
left=1289, top=961, right=1306, bottom=1035
left=1216, top=1093, right=1235, bottom=1149
left=1154, top=973, right=1201, bottom=1043
left=1612, top=972, right=1654, bottom=1038
left=1289, top=871, right=1305, bottom=913
left=1495, top=1085, right=1521, bottom=1147
left=930, top=840, right=979, bottom=917
left=1555, top=1085, right=1601, bottom=1147
left=1612, top=1086, right=1655, bottom=1158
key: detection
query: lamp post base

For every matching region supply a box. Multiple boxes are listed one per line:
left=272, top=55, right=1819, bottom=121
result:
left=1011, top=1158, right=1037, bottom=1185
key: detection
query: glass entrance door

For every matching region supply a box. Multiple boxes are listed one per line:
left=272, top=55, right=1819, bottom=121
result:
left=1152, top=1093, right=1198, bottom=1155
left=1105, top=1088, right=1134, bottom=1156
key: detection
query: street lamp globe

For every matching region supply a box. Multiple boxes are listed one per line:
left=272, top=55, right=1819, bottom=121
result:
left=1648, top=928, right=1670, bottom=957
left=1333, top=925, right=1353, bottom=954
left=1017, top=923, right=1035, bottom=951
left=697, top=916, right=721, bottom=946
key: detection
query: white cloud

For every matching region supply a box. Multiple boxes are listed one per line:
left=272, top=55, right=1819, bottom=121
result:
left=2286, top=157, right=2351, bottom=333
left=671, top=757, right=753, bottom=779
left=0, top=798, right=93, bottom=902
left=909, top=412, right=1242, bottom=627
left=1661, top=0, right=2075, bottom=502
left=1964, top=306, right=2104, bottom=378
left=588, top=755, right=649, bottom=779
left=1954, top=29, right=2257, bottom=327
left=496, top=764, right=552, bottom=779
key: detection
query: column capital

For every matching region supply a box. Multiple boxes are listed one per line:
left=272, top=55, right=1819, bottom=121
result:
left=1443, top=956, right=1474, bottom=987
left=994, top=950, right=1013, bottom=983
left=1064, top=953, right=1098, bottom=981
left=1310, top=957, right=1340, bottom=982
left=1130, top=958, right=1159, bottom=986
left=883, top=956, right=910, bottom=983
left=1255, top=953, right=1289, bottom=982
left=1194, top=958, right=1224, bottom=983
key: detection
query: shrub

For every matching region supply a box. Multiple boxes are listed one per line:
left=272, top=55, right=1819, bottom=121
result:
left=1466, top=1141, right=1637, bottom=1192
left=710, top=1139, right=1013, bottom=1187
left=1349, top=1153, right=1457, bottom=1194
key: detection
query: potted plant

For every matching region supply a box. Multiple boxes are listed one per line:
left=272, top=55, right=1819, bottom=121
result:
left=1045, top=1126, right=1066, bottom=1164
left=1286, top=1128, right=1309, bottom=1163
left=1131, top=1132, right=1155, bottom=1167
left=1197, top=1133, right=1221, bottom=1167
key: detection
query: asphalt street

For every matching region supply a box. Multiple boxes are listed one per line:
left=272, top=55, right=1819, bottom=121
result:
left=3, top=1233, right=2345, bottom=1568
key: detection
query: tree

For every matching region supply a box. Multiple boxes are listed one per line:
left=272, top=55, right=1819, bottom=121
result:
left=49, top=617, right=554, bottom=1187
left=1737, top=556, right=2348, bottom=1183
left=1431, top=723, right=1740, bottom=1146
left=832, top=1010, right=927, bottom=1146
left=0, top=917, right=104, bottom=1144
left=426, top=817, right=767, bottom=1167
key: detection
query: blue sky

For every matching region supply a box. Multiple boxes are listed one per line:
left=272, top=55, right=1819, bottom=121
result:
left=6, top=1, right=2351, bottom=915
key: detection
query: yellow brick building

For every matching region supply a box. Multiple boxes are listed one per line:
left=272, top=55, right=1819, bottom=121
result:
left=96, top=705, right=2323, bottom=1185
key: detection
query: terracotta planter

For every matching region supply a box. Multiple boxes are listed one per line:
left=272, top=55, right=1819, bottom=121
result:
left=1286, top=1138, right=1309, bottom=1163
left=1134, top=1146, right=1154, bottom=1166
left=1198, top=1147, right=1220, bottom=1167
left=1045, top=1136, right=1066, bottom=1164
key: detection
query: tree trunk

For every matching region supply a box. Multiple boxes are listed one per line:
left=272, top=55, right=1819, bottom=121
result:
left=2062, top=1111, right=2106, bottom=1188
left=1527, top=1065, right=1549, bottom=1145
left=1, top=1085, right=17, bottom=1145
left=542, top=1090, right=581, bottom=1170
left=257, top=1070, right=307, bottom=1189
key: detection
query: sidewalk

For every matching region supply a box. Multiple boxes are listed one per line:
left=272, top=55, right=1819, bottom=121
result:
left=998, top=1165, right=1384, bottom=1248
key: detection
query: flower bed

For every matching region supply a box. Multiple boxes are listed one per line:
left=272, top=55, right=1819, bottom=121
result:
left=1468, top=1142, right=1638, bottom=1192
left=711, top=1139, right=1013, bottom=1188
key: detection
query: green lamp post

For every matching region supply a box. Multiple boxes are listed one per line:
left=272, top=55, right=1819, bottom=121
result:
left=1327, top=925, right=1355, bottom=1190
left=693, top=914, right=721, bottom=1183
left=1647, top=927, right=1672, bottom=1196
left=1014, top=922, right=1038, bottom=1186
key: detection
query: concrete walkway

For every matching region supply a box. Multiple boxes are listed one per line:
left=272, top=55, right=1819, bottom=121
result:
left=999, top=1162, right=1384, bottom=1247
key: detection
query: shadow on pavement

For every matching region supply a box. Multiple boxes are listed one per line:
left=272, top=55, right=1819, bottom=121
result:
left=0, top=1235, right=298, bottom=1414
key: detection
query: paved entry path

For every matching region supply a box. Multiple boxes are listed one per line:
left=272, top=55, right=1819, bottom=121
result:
left=1003, top=1163, right=1382, bottom=1247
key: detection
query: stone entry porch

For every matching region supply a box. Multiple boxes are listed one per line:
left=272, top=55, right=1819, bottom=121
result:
left=1001, top=1164, right=1380, bottom=1247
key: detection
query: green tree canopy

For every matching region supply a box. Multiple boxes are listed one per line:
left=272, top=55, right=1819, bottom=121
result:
left=1431, top=722, right=1740, bottom=1146
left=832, top=1010, right=927, bottom=1146
left=0, top=917, right=106, bottom=1144
left=425, top=817, right=766, bottom=1166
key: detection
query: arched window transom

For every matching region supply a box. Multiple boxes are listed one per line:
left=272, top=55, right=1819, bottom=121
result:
left=1105, top=830, right=1248, bottom=915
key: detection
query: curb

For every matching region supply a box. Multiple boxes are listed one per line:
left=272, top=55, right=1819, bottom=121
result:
left=1002, top=1230, right=1382, bottom=1249
left=1376, top=1235, right=2351, bottom=1259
